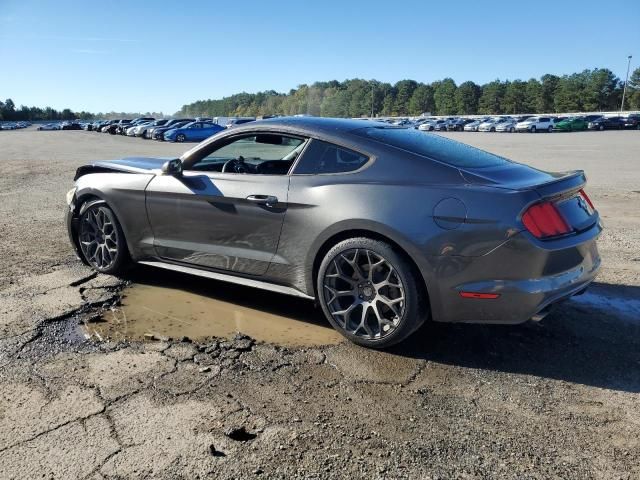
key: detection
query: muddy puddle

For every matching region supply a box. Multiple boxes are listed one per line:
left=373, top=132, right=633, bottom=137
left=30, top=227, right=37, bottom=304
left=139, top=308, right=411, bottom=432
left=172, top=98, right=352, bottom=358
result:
left=82, top=267, right=343, bottom=347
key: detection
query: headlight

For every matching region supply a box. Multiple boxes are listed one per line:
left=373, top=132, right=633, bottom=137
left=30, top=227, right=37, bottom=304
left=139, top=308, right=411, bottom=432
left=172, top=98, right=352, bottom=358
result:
left=66, top=187, right=77, bottom=205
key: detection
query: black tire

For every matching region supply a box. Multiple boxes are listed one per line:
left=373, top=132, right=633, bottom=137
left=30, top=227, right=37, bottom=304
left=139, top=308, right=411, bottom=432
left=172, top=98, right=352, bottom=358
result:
left=547, top=125, right=553, bottom=133
left=490, top=127, right=495, bottom=132
left=176, top=134, right=186, bottom=142
left=599, top=124, right=604, bottom=131
left=77, top=202, right=130, bottom=275
left=509, top=127, right=515, bottom=133
left=531, top=126, right=536, bottom=133
left=317, top=237, right=427, bottom=349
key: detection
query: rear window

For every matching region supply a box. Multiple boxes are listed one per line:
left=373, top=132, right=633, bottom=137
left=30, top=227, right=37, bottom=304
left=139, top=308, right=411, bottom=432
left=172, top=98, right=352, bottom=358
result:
left=353, top=127, right=509, bottom=168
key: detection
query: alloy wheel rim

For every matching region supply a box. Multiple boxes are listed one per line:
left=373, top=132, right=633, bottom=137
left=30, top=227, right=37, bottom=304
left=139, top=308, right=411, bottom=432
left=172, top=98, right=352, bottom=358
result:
left=79, top=207, right=119, bottom=270
left=322, top=248, right=405, bottom=340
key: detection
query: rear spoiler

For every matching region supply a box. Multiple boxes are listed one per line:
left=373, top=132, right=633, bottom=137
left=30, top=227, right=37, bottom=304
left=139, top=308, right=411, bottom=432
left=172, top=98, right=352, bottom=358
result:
left=532, top=170, right=586, bottom=200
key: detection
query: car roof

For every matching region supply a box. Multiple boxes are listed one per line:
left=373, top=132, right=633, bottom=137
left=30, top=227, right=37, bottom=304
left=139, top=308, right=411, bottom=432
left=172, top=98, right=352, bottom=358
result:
left=241, top=116, right=385, bottom=136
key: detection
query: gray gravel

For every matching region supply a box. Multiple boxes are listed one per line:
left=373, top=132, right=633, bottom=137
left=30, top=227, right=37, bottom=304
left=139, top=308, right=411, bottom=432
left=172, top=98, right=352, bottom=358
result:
left=0, top=128, right=639, bottom=479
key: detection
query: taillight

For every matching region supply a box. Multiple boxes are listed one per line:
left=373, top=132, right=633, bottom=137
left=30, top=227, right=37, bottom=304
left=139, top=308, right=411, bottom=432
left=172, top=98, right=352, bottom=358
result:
left=579, top=189, right=595, bottom=211
left=522, top=201, right=571, bottom=238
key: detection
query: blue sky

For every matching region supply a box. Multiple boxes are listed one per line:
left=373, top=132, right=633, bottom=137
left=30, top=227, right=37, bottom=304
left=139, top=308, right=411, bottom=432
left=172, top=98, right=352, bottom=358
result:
left=0, top=0, right=638, bottom=114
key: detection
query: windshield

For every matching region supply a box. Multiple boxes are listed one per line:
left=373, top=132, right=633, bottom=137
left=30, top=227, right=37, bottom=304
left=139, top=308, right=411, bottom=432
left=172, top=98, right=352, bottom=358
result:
left=353, top=127, right=510, bottom=168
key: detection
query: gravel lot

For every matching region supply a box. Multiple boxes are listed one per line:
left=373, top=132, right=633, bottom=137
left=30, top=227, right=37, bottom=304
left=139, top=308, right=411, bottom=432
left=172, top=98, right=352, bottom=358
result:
left=0, top=128, right=639, bottom=479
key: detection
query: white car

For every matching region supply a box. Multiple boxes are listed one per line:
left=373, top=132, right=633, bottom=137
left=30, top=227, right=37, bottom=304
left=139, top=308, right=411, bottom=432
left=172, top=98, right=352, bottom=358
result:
left=463, top=119, right=487, bottom=132
left=495, top=119, right=518, bottom=133
left=419, top=119, right=448, bottom=131
left=37, top=123, right=60, bottom=131
left=515, top=116, right=555, bottom=133
left=478, top=117, right=511, bottom=132
left=126, top=122, right=151, bottom=136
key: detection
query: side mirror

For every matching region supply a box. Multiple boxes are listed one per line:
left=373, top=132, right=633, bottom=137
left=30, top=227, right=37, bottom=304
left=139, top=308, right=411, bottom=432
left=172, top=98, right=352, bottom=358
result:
left=161, top=159, right=183, bottom=176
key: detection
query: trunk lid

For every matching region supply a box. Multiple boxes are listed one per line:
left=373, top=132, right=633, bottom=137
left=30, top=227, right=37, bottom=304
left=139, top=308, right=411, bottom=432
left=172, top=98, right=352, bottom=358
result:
left=461, top=163, right=598, bottom=235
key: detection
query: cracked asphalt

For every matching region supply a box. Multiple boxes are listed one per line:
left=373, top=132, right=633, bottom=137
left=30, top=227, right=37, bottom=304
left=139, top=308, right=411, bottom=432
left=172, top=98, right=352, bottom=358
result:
left=0, top=128, right=639, bottom=479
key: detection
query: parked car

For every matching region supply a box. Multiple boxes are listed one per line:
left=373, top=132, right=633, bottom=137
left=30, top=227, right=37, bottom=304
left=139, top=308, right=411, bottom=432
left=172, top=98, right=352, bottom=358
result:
left=583, top=115, right=603, bottom=124
left=37, top=123, right=61, bottom=131
left=553, top=117, right=588, bottom=132
left=447, top=118, right=475, bottom=131
left=463, top=118, right=488, bottom=132
left=226, top=117, right=256, bottom=128
left=99, top=120, right=121, bottom=133
left=145, top=119, right=194, bottom=139
left=495, top=118, right=518, bottom=133
left=587, top=116, right=625, bottom=131
left=419, top=119, right=448, bottom=131
left=65, top=117, right=602, bottom=349
left=478, top=117, right=512, bottom=132
left=622, top=114, right=640, bottom=129
left=163, top=121, right=225, bottom=142
left=152, top=120, right=192, bottom=140
left=515, top=116, right=555, bottom=133
left=61, top=121, right=83, bottom=130
left=129, top=119, right=165, bottom=138
left=104, top=120, right=131, bottom=135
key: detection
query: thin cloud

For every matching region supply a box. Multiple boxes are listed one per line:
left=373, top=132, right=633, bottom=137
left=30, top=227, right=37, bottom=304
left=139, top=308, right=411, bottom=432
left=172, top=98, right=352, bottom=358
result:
left=71, top=48, right=111, bottom=55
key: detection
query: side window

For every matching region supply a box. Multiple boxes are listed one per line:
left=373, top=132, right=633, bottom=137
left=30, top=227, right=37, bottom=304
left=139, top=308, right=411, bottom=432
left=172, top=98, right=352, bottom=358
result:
left=294, top=139, right=369, bottom=175
left=189, top=134, right=307, bottom=175
left=540, top=117, right=549, bottom=122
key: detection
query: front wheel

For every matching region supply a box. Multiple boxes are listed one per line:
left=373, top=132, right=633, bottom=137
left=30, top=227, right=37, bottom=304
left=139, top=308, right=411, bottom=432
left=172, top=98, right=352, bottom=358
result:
left=530, top=126, right=537, bottom=133
left=78, top=203, right=130, bottom=275
left=548, top=125, right=553, bottom=133
left=509, top=127, right=515, bottom=133
left=317, top=238, right=427, bottom=349
left=599, top=124, right=604, bottom=131
left=176, top=134, right=186, bottom=142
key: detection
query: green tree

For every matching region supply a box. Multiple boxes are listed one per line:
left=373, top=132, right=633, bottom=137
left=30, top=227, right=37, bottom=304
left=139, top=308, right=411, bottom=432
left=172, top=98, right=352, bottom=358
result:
left=502, top=80, right=527, bottom=114
left=582, top=68, right=620, bottom=111
left=538, top=74, right=559, bottom=112
left=523, top=78, right=541, bottom=113
left=393, top=80, right=418, bottom=116
left=433, top=78, right=457, bottom=115
left=627, top=67, right=640, bottom=110
left=554, top=73, right=586, bottom=112
left=408, top=84, right=434, bottom=115
left=478, top=80, right=505, bottom=114
left=454, top=81, right=480, bottom=115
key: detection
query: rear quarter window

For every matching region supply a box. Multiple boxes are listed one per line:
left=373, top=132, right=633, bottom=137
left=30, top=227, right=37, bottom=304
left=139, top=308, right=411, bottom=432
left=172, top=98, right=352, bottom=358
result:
left=294, top=139, right=369, bottom=174
left=353, top=127, right=509, bottom=169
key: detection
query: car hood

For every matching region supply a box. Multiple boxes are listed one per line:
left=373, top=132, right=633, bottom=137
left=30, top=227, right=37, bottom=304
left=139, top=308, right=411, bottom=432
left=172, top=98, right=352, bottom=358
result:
left=74, top=157, right=174, bottom=180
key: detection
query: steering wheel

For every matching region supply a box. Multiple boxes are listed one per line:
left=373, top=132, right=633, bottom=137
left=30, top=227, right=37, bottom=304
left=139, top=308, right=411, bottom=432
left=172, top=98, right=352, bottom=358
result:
left=221, top=156, right=247, bottom=173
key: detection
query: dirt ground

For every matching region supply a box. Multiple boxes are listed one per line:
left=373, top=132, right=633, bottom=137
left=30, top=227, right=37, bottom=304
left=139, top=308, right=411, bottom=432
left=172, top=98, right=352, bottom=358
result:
left=0, top=128, right=639, bottom=479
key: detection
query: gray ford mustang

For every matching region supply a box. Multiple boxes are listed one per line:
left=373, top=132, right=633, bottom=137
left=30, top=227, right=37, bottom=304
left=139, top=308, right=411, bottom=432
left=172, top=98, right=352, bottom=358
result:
left=66, top=117, right=602, bottom=348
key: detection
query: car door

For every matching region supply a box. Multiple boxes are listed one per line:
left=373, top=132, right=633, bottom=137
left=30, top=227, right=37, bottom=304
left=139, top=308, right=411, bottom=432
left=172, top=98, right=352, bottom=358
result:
left=144, top=132, right=307, bottom=276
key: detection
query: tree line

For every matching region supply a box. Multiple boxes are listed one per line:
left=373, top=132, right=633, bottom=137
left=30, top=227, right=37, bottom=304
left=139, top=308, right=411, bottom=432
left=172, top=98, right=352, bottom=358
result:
left=3, top=67, right=639, bottom=121
left=0, top=99, right=165, bottom=122
left=177, top=67, right=640, bottom=118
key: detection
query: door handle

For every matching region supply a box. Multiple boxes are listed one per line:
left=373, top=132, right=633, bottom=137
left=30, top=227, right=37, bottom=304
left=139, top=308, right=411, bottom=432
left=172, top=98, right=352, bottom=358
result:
left=246, top=195, right=278, bottom=206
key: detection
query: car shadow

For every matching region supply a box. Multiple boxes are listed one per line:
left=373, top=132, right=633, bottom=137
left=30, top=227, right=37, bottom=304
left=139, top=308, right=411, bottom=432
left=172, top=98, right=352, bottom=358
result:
left=124, top=268, right=640, bottom=393
left=391, top=282, right=640, bottom=393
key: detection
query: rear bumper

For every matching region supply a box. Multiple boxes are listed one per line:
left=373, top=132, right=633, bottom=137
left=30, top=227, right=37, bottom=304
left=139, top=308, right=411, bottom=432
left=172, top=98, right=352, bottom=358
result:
left=428, top=224, right=602, bottom=324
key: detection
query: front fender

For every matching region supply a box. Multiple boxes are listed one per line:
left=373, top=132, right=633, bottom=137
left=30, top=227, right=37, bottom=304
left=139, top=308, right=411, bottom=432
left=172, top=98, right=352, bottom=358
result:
left=73, top=172, right=157, bottom=260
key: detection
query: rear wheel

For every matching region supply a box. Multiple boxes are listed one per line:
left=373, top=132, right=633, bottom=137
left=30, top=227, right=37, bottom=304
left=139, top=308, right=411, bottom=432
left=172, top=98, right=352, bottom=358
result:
left=509, top=127, right=515, bottom=133
left=599, top=124, right=604, bottom=131
left=176, top=134, right=186, bottom=142
left=317, top=238, right=426, bottom=349
left=531, top=126, right=537, bottom=133
left=547, top=125, right=553, bottom=133
left=78, top=203, right=130, bottom=275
